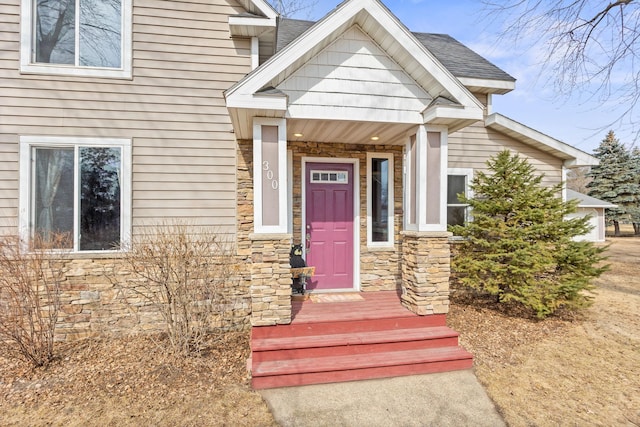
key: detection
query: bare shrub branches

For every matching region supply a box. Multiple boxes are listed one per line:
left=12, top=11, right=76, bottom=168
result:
left=112, top=222, right=241, bottom=356
left=0, top=233, right=69, bottom=367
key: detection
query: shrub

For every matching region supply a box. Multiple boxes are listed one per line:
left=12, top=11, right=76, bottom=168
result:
left=112, top=222, right=241, bottom=356
left=0, top=233, right=69, bottom=367
left=451, top=150, right=608, bottom=318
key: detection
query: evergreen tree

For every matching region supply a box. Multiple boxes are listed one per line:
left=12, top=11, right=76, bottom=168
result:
left=587, top=131, right=640, bottom=236
left=451, top=150, right=607, bottom=318
left=629, top=146, right=640, bottom=235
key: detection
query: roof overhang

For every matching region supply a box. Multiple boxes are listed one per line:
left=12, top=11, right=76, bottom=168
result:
left=485, top=113, right=598, bottom=167
left=228, top=0, right=277, bottom=38
left=567, top=190, right=617, bottom=208
left=458, top=77, right=515, bottom=95
left=225, top=0, right=484, bottom=141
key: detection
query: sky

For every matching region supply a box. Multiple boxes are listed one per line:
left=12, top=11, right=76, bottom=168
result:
left=290, top=0, right=637, bottom=155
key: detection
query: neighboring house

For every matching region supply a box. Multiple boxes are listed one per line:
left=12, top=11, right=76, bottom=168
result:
left=567, top=190, right=616, bottom=242
left=1, top=0, right=597, bottom=386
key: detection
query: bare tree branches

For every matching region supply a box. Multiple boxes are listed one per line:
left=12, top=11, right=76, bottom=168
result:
left=269, top=0, right=318, bottom=18
left=484, top=0, right=640, bottom=140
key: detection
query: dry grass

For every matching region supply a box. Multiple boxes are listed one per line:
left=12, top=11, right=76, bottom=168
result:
left=0, top=332, right=276, bottom=427
left=449, top=237, right=640, bottom=426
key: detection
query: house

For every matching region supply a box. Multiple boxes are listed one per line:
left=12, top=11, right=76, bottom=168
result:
left=1, top=0, right=596, bottom=387
left=567, top=190, right=616, bottom=242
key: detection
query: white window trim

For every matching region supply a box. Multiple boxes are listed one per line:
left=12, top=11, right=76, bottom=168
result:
left=253, top=118, right=288, bottom=234
left=447, top=168, right=473, bottom=226
left=367, top=152, right=394, bottom=247
left=19, top=136, right=132, bottom=252
left=20, top=0, right=133, bottom=79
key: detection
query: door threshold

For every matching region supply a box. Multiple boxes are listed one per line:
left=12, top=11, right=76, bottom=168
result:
left=306, top=289, right=359, bottom=294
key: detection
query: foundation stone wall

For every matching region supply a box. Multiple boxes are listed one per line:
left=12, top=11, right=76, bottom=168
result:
left=54, top=256, right=251, bottom=341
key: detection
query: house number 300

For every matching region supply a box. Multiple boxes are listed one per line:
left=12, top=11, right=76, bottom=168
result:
left=262, top=161, right=279, bottom=189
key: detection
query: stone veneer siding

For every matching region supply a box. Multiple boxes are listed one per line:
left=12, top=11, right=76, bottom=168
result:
left=400, top=231, right=451, bottom=315
left=53, top=255, right=251, bottom=341
left=237, top=139, right=453, bottom=324
left=248, top=234, right=293, bottom=326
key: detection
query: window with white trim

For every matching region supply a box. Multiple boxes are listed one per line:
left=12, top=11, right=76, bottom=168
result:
left=367, top=153, right=394, bottom=246
left=20, top=137, right=131, bottom=251
left=447, top=168, right=473, bottom=227
left=21, top=0, right=132, bottom=78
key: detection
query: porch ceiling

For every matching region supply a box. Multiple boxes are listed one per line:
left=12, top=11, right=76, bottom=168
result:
left=287, top=118, right=415, bottom=145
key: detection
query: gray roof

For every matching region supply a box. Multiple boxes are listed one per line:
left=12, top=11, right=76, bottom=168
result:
left=567, top=189, right=617, bottom=208
left=276, top=18, right=515, bottom=82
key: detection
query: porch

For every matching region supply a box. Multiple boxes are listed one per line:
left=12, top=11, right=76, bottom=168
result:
left=250, top=291, right=472, bottom=389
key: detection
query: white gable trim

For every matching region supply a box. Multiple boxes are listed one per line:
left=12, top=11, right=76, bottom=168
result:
left=485, top=113, right=598, bottom=167
left=226, top=0, right=483, bottom=120
left=235, top=0, right=277, bottom=19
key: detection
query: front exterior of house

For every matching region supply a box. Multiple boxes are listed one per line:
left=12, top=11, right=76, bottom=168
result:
left=0, top=0, right=596, bottom=340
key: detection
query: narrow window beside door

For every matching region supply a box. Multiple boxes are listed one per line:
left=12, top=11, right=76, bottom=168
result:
left=367, top=153, right=394, bottom=246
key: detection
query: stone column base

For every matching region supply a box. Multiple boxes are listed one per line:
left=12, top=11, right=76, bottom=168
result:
left=401, top=231, right=451, bottom=315
left=249, top=233, right=293, bottom=326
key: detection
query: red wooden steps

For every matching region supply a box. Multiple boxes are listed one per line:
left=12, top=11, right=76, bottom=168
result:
left=250, top=292, right=473, bottom=389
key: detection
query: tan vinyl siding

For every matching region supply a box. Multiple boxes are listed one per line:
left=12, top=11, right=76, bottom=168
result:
left=0, top=0, right=251, bottom=239
left=448, top=121, right=563, bottom=187
left=0, top=134, right=18, bottom=234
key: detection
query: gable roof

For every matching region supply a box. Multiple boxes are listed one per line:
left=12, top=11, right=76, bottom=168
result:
left=485, top=113, right=597, bottom=167
left=276, top=18, right=515, bottom=94
left=226, top=0, right=486, bottom=140
left=567, top=190, right=617, bottom=208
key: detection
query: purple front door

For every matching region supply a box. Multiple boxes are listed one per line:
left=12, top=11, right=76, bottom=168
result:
left=305, top=162, right=354, bottom=291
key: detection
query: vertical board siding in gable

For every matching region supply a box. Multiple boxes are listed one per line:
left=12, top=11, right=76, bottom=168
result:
left=0, top=0, right=251, bottom=238
left=277, top=26, right=431, bottom=121
left=448, top=121, right=563, bottom=187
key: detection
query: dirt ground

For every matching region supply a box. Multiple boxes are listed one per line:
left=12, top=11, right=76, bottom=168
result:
left=1, top=238, right=638, bottom=426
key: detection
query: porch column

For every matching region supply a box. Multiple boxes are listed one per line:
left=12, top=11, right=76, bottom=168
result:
left=249, top=233, right=292, bottom=326
left=250, top=118, right=292, bottom=326
left=401, top=231, right=451, bottom=315
left=401, top=126, right=451, bottom=315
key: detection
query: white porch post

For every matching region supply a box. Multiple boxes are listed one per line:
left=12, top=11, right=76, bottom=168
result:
left=404, top=125, right=448, bottom=232
left=250, top=118, right=292, bottom=326
left=401, top=125, right=451, bottom=316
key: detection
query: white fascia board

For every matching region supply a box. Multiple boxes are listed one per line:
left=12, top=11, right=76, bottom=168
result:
left=422, top=104, right=483, bottom=124
left=226, top=0, right=483, bottom=113
left=226, top=93, right=287, bottom=110
left=486, top=113, right=598, bottom=167
left=228, top=15, right=276, bottom=37
left=458, top=77, right=516, bottom=94
left=241, top=0, right=278, bottom=19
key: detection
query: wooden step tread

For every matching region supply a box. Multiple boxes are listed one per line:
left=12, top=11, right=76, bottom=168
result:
left=252, top=326, right=458, bottom=352
left=252, top=346, right=472, bottom=377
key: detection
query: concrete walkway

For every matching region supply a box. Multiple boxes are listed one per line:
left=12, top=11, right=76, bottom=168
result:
left=260, top=370, right=505, bottom=427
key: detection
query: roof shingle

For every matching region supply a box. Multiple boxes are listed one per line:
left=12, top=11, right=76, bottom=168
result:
left=275, top=18, right=515, bottom=82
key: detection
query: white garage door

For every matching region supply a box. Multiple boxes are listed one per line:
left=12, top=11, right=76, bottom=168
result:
left=567, top=208, right=600, bottom=242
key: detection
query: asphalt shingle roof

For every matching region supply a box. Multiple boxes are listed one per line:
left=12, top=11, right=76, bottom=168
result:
left=276, top=18, right=515, bottom=82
